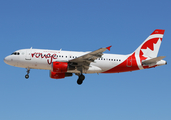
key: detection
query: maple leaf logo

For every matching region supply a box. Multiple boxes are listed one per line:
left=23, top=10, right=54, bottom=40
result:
left=141, top=38, right=161, bottom=58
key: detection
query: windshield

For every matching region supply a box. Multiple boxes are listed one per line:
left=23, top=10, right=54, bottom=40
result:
left=11, top=52, right=20, bottom=55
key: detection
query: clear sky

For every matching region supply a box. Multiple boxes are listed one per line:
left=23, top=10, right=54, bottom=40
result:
left=1, top=0, right=171, bottom=120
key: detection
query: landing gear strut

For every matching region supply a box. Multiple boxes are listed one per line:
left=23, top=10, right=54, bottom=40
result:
left=77, top=74, right=85, bottom=85
left=25, top=68, right=30, bottom=79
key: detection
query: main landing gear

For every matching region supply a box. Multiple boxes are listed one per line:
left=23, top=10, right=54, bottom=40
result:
left=77, top=74, right=85, bottom=85
left=25, top=68, right=30, bottom=79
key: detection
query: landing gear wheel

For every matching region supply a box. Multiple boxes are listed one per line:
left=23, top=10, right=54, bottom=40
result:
left=77, top=79, right=83, bottom=85
left=25, top=74, right=29, bottom=79
left=25, top=68, right=30, bottom=79
left=76, top=74, right=85, bottom=85
left=79, top=74, right=85, bottom=80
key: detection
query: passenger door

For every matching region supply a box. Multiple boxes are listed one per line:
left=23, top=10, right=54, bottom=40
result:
left=25, top=49, right=32, bottom=60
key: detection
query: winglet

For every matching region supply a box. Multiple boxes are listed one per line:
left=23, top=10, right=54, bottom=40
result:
left=106, top=46, right=112, bottom=51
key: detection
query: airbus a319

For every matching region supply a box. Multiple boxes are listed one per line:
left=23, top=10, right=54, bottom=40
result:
left=4, top=29, right=167, bottom=85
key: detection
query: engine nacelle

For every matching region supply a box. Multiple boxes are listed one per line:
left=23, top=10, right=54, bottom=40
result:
left=50, top=71, right=73, bottom=79
left=52, top=61, right=68, bottom=73
left=51, top=62, right=74, bottom=79
left=52, top=61, right=75, bottom=73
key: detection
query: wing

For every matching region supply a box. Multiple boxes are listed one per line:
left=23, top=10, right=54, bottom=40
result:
left=69, top=46, right=112, bottom=72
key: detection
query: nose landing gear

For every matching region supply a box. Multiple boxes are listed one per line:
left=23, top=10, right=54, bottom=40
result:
left=25, top=68, right=30, bottom=79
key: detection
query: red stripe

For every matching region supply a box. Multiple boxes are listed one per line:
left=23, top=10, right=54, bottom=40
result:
left=102, top=53, right=139, bottom=73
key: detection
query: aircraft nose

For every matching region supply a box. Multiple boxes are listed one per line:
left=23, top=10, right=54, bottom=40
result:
left=4, top=56, right=11, bottom=64
left=4, top=57, right=8, bottom=64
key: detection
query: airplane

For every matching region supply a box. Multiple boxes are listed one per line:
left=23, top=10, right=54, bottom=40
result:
left=4, top=29, right=167, bottom=85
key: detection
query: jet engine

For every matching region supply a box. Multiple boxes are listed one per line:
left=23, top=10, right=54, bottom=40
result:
left=50, top=61, right=74, bottom=79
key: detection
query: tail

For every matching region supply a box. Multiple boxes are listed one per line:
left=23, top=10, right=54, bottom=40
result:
left=103, top=29, right=166, bottom=73
left=134, top=29, right=165, bottom=58
left=133, top=29, right=166, bottom=69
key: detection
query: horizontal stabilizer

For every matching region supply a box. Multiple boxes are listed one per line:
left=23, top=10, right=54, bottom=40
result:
left=142, top=56, right=166, bottom=66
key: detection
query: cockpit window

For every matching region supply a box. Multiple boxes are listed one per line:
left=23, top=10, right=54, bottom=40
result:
left=11, top=52, right=20, bottom=55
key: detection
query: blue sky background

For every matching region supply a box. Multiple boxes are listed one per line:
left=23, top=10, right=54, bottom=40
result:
left=1, top=0, right=171, bottom=120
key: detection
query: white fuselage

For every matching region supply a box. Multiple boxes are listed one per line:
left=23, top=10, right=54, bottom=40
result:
left=4, top=49, right=129, bottom=74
